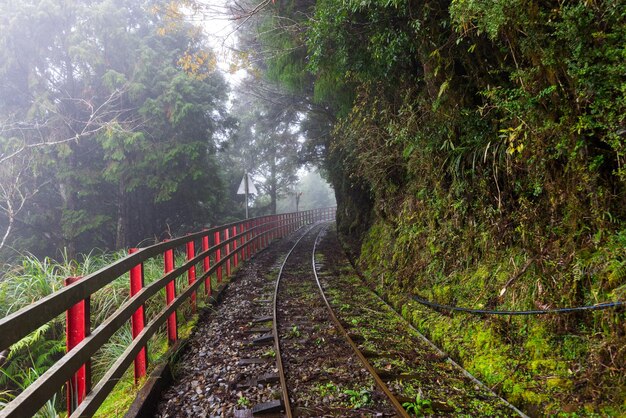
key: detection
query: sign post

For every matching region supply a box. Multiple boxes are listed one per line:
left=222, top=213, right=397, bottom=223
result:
left=237, top=172, right=257, bottom=218
left=295, top=191, right=302, bottom=212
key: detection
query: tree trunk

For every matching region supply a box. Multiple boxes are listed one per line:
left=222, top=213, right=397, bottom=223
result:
left=60, top=51, right=78, bottom=259
left=269, top=151, right=277, bottom=214
left=115, top=178, right=128, bottom=249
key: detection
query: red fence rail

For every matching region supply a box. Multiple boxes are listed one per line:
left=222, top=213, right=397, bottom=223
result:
left=0, top=207, right=336, bottom=417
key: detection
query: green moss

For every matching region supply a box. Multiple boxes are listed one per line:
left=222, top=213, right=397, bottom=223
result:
left=524, top=325, right=552, bottom=360
left=358, top=217, right=626, bottom=414
left=94, top=369, right=139, bottom=417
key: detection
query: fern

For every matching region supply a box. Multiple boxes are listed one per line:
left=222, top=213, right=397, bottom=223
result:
left=7, top=324, right=52, bottom=358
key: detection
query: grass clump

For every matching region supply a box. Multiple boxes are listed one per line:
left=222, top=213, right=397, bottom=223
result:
left=0, top=247, right=218, bottom=416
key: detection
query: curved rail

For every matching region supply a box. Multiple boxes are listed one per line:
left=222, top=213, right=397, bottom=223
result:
left=311, top=224, right=410, bottom=417
left=335, top=232, right=528, bottom=418
left=271, top=223, right=321, bottom=417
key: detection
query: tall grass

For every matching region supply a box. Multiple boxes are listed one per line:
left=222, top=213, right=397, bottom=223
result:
left=0, top=250, right=128, bottom=413
left=0, top=246, right=216, bottom=415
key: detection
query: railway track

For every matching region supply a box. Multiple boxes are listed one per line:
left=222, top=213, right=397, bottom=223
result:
left=158, top=222, right=526, bottom=417
left=272, top=223, right=402, bottom=416
left=312, top=226, right=527, bottom=417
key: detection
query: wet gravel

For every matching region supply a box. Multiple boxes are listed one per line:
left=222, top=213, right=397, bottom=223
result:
left=155, top=229, right=308, bottom=418
left=155, top=224, right=397, bottom=417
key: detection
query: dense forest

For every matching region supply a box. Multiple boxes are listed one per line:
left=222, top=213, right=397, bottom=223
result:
left=0, top=0, right=624, bottom=415
left=227, top=0, right=625, bottom=415
left=0, top=0, right=336, bottom=262
left=0, top=0, right=333, bottom=413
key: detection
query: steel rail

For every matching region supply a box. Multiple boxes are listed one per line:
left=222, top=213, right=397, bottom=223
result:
left=272, top=223, right=322, bottom=418
left=335, top=234, right=529, bottom=418
left=311, top=224, right=411, bottom=417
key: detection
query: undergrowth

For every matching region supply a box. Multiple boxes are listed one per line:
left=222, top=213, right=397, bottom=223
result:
left=359, top=217, right=625, bottom=416
left=0, top=248, right=219, bottom=416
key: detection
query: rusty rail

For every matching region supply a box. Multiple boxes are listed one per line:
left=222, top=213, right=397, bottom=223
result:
left=271, top=224, right=320, bottom=418
left=271, top=221, right=407, bottom=417
left=311, top=224, right=410, bottom=417
left=0, top=207, right=336, bottom=418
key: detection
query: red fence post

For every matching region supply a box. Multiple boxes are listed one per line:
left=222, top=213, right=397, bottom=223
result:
left=246, top=221, right=251, bottom=259
left=202, top=233, right=211, bottom=296
left=281, top=214, right=285, bottom=237
left=239, top=223, right=245, bottom=261
left=251, top=220, right=255, bottom=255
left=232, top=226, right=238, bottom=268
left=277, top=215, right=282, bottom=238
left=276, top=215, right=280, bottom=239
left=164, top=245, right=177, bottom=345
left=214, top=230, right=222, bottom=284
left=267, top=216, right=272, bottom=242
left=129, top=249, right=147, bottom=384
left=225, top=228, right=231, bottom=277
left=65, top=276, right=91, bottom=414
left=246, top=221, right=255, bottom=259
left=186, top=239, right=196, bottom=314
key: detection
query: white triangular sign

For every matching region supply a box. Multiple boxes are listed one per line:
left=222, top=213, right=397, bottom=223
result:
left=237, top=173, right=257, bottom=195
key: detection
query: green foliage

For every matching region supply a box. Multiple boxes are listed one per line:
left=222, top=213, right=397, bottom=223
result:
left=237, top=395, right=251, bottom=408
left=0, top=366, right=58, bottom=418
left=0, top=244, right=214, bottom=415
left=259, top=16, right=309, bottom=93
left=343, top=388, right=372, bottom=409
left=403, top=392, right=434, bottom=416
left=313, top=381, right=338, bottom=397
left=271, top=1, right=626, bottom=410
left=0, top=250, right=125, bottom=395
left=287, top=325, right=301, bottom=338
left=449, top=0, right=524, bottom=39
left=0, top=0, right=231, bottom=257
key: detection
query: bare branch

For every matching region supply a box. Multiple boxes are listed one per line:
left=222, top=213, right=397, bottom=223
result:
left=0, top=86, right=134, bottom=165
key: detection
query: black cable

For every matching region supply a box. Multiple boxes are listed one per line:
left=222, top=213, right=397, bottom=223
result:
left=412, top=295, right=625, bottom=316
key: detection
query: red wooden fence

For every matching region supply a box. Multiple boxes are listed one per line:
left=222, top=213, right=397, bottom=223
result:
left=0, top=207, right=336, bottom=417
